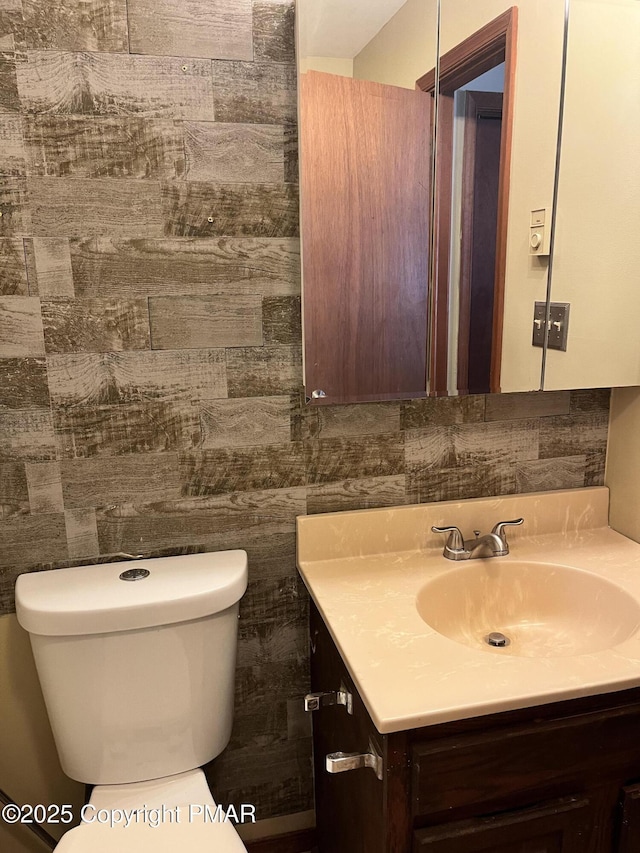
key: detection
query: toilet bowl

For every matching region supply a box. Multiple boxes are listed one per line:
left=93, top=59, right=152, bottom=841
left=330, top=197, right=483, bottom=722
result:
left=15, top=551, right=250, bottom=852
left=55, top=770, right=247, bottom=852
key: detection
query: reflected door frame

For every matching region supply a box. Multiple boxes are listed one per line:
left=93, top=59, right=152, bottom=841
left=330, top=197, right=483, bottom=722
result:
left=418, top=7, right=518, bottom=395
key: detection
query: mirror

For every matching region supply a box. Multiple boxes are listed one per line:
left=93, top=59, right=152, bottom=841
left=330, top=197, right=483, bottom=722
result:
left=297, top=0, right=437, bottom=404
left=296, top=1, right=566, bottom=403
left=429, top=8, right=513, bottom=396
left=543, top=0, right=640, bottom=391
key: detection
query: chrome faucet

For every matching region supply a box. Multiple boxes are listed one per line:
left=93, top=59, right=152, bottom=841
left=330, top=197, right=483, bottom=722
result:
left=431, top=518, right=524, bottom=560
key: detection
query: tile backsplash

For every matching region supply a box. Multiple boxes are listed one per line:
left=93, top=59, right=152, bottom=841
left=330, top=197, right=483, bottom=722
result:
left=0, top=0, right=610, bottom=822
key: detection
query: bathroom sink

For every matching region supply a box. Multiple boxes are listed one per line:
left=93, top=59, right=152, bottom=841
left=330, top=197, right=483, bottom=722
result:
left=416, top=561, right=640, bottom=658
left=298, top=488, right=640, bottom=730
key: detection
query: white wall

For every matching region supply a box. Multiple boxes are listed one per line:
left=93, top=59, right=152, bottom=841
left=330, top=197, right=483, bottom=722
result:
left=299, top=56, right=353, bottom=76
left=607, top=387, right=640, bottom=541
left=353, top=0, right=436, bottom=90
left=0, top=615, right=85, bottom=852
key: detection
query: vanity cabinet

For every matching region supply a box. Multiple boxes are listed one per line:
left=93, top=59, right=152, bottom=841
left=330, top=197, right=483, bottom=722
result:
left=309, top=601, right=640, bottom=853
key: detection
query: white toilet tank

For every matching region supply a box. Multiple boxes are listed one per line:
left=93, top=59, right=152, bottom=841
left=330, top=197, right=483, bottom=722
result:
left=15, top=551, right=248, bottom=785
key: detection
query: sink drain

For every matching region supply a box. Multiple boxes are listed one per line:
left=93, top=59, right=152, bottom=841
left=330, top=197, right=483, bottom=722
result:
left=485, top=631, right=510, bottom=648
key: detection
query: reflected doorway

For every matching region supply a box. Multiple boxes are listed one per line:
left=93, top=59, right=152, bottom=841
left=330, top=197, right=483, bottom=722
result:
left=453, top=67, right=504, bottom=394
left=418, top=7, right=517, bottom=396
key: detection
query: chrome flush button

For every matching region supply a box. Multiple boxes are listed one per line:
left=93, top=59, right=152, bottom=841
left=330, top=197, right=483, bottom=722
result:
left=119, top=568, right=151, bottom=581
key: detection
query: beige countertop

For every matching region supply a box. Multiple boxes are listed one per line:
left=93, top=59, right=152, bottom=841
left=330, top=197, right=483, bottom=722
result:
left=296, top=487, right=640, bottom=734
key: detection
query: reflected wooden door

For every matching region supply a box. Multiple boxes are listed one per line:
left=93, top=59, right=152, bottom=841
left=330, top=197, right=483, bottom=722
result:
left=300, top=71, right=431, bottom=404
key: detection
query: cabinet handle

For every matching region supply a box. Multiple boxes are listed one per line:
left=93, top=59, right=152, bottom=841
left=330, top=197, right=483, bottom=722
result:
left=326, top=740, right=383, bottom=781
left=304, top=684, right=353, bottom=715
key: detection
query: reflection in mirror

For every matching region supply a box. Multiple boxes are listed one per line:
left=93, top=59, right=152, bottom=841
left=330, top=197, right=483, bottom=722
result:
left=432, top=2, right=566, bottom=396
left=543, top=0, right=640, bottom=391
left=420, top=9, right=516, bottom=396
left=449, top=67, right=505, bottom=395
left=297, top=0, right=437, bottom=404
left=297, top=0, right=567, bottom=404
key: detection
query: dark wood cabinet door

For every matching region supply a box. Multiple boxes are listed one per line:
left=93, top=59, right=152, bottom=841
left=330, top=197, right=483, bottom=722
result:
left=300, top=70, right=432, bottom=404
left=310, top=604, right=387, bottom=853
left=413, top=796, right=591, bottom=853
left=618, top=783, right=640, bottom=853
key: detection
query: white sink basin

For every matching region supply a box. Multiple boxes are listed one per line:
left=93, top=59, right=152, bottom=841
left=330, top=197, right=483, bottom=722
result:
left=416, top=561, right=640, bottom=657
left=298, top=488, right=640, bottom=731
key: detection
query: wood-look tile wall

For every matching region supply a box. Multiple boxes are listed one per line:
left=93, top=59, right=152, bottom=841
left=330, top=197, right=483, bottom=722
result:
left=0, top=0, right=610, bottom=823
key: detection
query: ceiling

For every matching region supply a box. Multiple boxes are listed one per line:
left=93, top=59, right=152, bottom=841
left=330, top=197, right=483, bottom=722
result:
left=297, top=0, right=409, bottom=59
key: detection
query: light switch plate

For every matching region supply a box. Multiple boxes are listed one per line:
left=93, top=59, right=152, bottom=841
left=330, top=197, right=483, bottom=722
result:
left=532, top=302, right=570, bottom=351
left=532, top=302, right=547, bottom=348
left=547, top=302, right=570, bottom=351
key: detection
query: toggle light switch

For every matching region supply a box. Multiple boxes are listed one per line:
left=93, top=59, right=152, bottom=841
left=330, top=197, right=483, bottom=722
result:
left=532, top=302, right=570, bottom=351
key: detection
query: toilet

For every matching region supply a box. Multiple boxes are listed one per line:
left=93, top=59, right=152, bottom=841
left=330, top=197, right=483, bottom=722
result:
left=15, top=550, right=250, bottom=851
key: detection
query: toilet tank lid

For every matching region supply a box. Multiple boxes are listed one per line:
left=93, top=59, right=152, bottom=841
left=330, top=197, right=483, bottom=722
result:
left=15, top=550, right=248, bottom=637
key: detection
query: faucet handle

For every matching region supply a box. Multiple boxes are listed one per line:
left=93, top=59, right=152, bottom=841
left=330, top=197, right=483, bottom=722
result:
left=491, top=518, right=524, bottom=544
left=431, top=525, right=465, bottom=551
